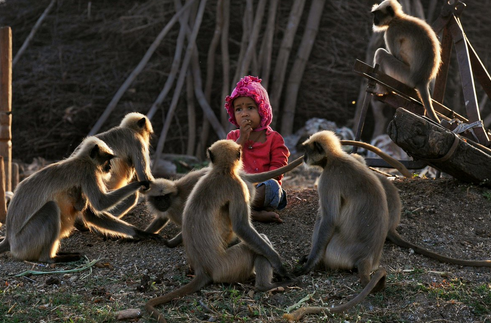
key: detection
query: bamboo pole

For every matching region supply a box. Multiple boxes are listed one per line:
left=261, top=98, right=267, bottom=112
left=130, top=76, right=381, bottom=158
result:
left=0, top=27, right=12, bottom=193
left=89, top=0, right=195, bottom=135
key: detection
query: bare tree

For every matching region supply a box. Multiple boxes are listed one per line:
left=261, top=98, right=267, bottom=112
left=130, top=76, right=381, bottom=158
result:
left=146, top=0, right=191, bottom=121
left=280, top=0, right=326, bottom=136
left=255, top=0, right=279, bottom=90
left=231, top=0, right=253, bottom=88
left=236, top=0, right=266, bottom=78
left=269, top=0, right=306, bottom=128
left=220, top=0, right=231, bottom=129
left=152, top=0, right=208, bottom=171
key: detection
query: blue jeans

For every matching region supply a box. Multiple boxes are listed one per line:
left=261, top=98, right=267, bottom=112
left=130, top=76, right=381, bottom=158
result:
left=256, top=179, right=287, bottom=211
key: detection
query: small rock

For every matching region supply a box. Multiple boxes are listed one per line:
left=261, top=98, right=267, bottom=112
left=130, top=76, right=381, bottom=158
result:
left=115, top=308, right=142, bottom=320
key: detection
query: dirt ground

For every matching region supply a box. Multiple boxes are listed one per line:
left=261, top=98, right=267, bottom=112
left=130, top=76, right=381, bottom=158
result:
left=1, top=168, right=491, bottom=322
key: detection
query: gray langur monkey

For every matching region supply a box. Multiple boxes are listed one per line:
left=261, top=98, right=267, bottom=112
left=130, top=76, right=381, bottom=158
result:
left=144, top=156, right=304, bottom=247
left=352, top=153, right=491, bottom=267
left=285, top=131, right=388, bottom=320
left=0, top=137, right=160, bottom=263
left=146, top=140, right=291, bottom=323
left=372, top=0, right=441, bottom=123
left=73, top=112, right=154, bottom=232
left=144, top=168, right=208, bottom=247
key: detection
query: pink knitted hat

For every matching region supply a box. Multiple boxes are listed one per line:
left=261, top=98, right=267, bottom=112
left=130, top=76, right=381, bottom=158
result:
left=224, top=76, right=273, bottom=131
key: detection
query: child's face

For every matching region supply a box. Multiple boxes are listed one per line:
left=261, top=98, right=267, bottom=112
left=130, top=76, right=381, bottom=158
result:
left=233, top=97, right=261, bottom=129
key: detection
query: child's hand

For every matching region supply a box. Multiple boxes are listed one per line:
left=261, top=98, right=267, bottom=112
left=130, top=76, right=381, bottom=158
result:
left=237, top=119, right=253, bottom=145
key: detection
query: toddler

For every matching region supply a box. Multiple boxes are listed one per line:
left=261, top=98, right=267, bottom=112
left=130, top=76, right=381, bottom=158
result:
left=224, top=76, right=290, bottom=223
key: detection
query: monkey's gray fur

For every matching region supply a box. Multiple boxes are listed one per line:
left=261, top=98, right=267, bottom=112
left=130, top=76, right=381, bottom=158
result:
left=144, top=156, right=304, bottom=247
left=352, top=153, right=491, bottom=267
left=287, top=131, right=387, bottom=319
left=146, top=139, right=291, bottom=323
left=0, top=137, right=158, bottom=263
left=372, top=0, right=441, bottom=123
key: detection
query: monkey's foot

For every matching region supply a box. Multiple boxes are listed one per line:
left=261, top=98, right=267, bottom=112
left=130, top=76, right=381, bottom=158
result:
left=51, top=252, right=84, bottom=263
left=367, top=83, right=389, bottom=96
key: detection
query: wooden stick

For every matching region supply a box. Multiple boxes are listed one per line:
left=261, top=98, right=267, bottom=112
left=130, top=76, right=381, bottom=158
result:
left=269, top=0, right=306, bottom=128
left=219, top=0, right=230, bottom=129
left=186, top=70, right=196, bottom=156
left=197, top=0, right=224, bottom=154
left=281, top=0, right=326, bottom=136
left=0, top=27, right=12, bottom=193
left=11, top=161, right=19, bottom=191
left=89, top=0, right=196, bottom=136
left=12, top=0, right=56, bottom=67
left=0, top=156, right=6, bottom=224
left=146, top=0, right=191, bottom=121
left=257, top=0, right=278, bottom=89
left=236, top=0, right=266, bottom=78
left=152, top=0, right=208, bottom=171
left=231, top=0, right=253, bottom=88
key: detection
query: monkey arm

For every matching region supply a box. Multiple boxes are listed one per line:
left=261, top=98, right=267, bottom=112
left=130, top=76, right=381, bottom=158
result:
left=132, top=144, right=154, bottom=182
left=231, top=204, right=287, bottom=277
left=108, top=193, right=139, bottom=218
left=83, top=207, right=162, bottom=240
left=295, top=212, right=336, bottom=276
left=84, top=178, right=146, bottom=212
left=164, top=232, right=183, bottom=248
left=144, top=216, right=170, bottom=233
left=83, top=207, right=137, bottom=237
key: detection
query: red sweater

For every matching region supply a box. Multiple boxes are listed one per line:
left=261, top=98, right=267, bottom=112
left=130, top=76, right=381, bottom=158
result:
left=227, top=128, right=290, bottom=185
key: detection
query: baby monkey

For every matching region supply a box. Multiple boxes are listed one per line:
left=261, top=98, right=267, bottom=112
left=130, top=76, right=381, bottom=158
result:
left=144, top=156, right=304, bottom=247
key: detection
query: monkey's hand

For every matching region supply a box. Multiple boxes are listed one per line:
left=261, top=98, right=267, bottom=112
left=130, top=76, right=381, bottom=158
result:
left=294, top=263, right=313, bottom=277
left=274, top=263, right=291, bottom=280
left=298, top=254, right=308, bottom=265
left=138, top=180, right=151, bottom=191
left=132, top=228, right=164, bottom=241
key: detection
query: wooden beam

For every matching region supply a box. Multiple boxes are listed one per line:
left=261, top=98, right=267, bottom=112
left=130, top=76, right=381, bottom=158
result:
left=0, top=27, right=12, bottom=193
left=388, top=108, right=491, bottom=187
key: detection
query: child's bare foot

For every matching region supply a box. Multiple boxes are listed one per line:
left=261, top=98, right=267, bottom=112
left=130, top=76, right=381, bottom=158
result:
left=251, top=210, right=283, bottom=223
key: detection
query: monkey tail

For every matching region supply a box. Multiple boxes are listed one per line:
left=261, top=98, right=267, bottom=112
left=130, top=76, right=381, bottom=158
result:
left=0, top=236, right=9, bottom=254
left=145, top=274, right=212, bottom=323
left=340, top=140, right=412, bottom=178
left=242, top=156, right=304, bottom=184
left=283, top=268, right=386, bottom=321
left=415, top=83, right=440, bottom=124
left=387, top=230, right=491, bottom=267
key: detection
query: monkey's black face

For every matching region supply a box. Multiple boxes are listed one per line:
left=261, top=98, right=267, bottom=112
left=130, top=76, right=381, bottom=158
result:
left=302, top=141, right=327, bottom=168
left=372, top=10, right=382, bottom=25
left=372, top=6, right=394, bottom=27
left=149, top=194, right=172, bottom=212
left=103, top=160, right=112, bottom=173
